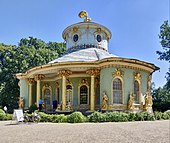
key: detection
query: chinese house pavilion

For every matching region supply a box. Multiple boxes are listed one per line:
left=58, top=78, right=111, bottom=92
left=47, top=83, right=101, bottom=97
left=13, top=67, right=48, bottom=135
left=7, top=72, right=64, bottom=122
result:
left=16, top=11, right=159, bottom=113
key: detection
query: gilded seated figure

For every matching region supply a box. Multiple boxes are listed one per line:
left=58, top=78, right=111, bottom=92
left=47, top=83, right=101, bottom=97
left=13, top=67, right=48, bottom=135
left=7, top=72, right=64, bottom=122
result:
left=18, top=96, right=24, bottom=109
left=101, top=92, right=108, bottom=110
left=128, top=93, right=134, bottom=110
left=57, top=103, right=61, bottom=111
left=66, top=102, right=72, bottom=111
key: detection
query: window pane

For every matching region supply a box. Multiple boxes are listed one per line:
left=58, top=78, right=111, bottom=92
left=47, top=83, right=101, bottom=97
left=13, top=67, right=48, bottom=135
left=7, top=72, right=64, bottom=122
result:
left=113, top=78, right=122, bottom=104
left=80, top=85, right=88, bottom=104
left=134, top=80, right=139, bottom=103
left=97, top=35, right=102, bottom=42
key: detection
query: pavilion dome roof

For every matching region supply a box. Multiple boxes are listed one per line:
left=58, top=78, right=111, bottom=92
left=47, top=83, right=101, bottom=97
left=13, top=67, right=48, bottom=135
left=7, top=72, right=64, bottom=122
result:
left=49, top=48, right=117, bottom=63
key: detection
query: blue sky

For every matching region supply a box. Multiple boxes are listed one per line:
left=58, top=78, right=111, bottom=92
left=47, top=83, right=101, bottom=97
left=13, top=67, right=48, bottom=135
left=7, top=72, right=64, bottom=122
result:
left=0, top=0, right=169, bottom=87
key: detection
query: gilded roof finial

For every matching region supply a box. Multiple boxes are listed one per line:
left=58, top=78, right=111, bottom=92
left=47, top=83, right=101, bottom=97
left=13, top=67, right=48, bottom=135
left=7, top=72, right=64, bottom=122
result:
left=78, top=10, right=91, bottom=22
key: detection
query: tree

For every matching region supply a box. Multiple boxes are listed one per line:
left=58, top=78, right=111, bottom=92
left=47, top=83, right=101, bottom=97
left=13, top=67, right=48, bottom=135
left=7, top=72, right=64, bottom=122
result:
left=0, top=37, right=66, bottom=113
left=157, top=20, right=170, bottom=88
left=153, top=21, right=170, bottom=111
left=152, top=83, right=170, bottom=112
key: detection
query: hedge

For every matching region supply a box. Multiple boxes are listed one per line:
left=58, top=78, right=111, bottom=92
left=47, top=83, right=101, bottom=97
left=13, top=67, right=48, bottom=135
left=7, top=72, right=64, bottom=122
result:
left=0, top=111, right=169, bottom=123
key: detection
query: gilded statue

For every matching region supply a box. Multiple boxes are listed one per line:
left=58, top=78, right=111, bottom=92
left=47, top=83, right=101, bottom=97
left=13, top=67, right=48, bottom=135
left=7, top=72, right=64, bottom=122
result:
left=57, top=104, right=61, bottom=111
left=66, top=102, right=72, bottom=111
left=78, top=10, right=91, bottom=22
left=128, top=93, right=134, bottom=110
left=18, top=96, right=24, bottom=109
left=143, top=93, right=153, bottom=111
left=102, top=92, right=108, bottom=110
left=148, top=94, right=153, bottom=107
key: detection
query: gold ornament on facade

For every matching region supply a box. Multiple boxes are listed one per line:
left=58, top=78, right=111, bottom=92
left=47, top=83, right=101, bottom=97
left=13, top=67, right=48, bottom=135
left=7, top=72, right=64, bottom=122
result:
left=73, top=27, right=78, bottom=32
left=43, top=82, right=49, bottom=87
left=78, top=10, right=91, bottom=22
left=86, top=69, right=100, bottom=76
left=66, top=79, right=72, bottom=85
left=134, top=72, right=141, bottom=80
left=79, top=79, right=89, bottom=86
left=34, top=74, right=45, bottom=81
left=112, top=68, right=124, bottom=77
left=58, top=70, right=72, bottom=77
left=28, top=78, right=35, bottom=84
left=97, top=28, right=101, bottom=33
left=55, top=81, right=59, bottom=87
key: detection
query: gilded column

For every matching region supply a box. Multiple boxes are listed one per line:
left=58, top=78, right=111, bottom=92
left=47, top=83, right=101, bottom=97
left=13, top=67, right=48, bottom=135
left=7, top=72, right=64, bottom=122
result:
left=28, top=78, right=35, bottom=107
left=86, top=69, right=100, bottom=111
left=34, top=74, right=45, bottom=107
left=58, top=70, right=72, bottom=111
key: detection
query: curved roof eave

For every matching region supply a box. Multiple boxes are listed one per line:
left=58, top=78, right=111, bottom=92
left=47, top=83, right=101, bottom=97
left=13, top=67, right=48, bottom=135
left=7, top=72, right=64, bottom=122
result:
left=16, top=57, right=159, bottom=79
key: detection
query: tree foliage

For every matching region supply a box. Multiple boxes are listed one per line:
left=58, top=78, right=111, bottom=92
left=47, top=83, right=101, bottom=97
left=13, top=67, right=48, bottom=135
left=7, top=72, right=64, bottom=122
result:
left=152, top=83, right=170, bottom=112
left=0, top=37, right=66, bottom=113
left=153, top=21, right=170, bottom=111
left=157, top=20, right=170, bottom=88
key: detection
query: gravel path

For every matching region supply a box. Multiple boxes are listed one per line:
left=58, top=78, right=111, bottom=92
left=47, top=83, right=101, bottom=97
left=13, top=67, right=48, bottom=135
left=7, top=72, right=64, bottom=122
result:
left=0, top=120, right=169, bottom=143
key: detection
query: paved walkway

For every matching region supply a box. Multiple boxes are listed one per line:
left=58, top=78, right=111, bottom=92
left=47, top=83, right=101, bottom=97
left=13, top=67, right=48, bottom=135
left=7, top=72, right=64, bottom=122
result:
left=0, top=120, right=169, bottom=143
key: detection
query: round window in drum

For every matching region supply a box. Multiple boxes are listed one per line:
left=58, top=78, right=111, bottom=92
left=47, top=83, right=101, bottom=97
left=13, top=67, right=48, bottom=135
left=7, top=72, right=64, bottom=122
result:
left=73, top=34, right=79, bottom=42
left=97, top=35, right=102, bottom=42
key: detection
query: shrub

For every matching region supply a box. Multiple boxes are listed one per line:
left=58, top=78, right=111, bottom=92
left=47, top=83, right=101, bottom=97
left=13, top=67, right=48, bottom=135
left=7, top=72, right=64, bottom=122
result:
left=128, top=112, right=136, bottom=121
left=88, top=111, right=106, bottom=122
left=67, top=112, right=86, bottom=123
left=39, top=112, right=51, bottom=122
left=147, top=113, right=155, bottom=121
left=161, top=113, right=169, bottom=120
left=4, top=114, right=12, bottom=120
left=140, top=112, right=155, bottom=121
left=154, top=112, right=163, bottom=120
left=0, top=113, right=5, bottom=120
left=135, top=112, right=144, bottom=121
left=104, top=112, right=127, bottom=122
left=51, top=114, right=67, bottom=123
left=118, top=112, right=129, bottom=122
left=164, top=110, right=170, bottom=118
left=56, top=114, right=67, bottom=123
left=0, top=109, right=5, bottom=114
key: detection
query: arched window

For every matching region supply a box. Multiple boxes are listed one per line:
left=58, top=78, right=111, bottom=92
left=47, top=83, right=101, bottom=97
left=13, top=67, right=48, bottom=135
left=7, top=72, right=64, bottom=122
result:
left=113, top=78, right=122, bottom=104
left=80, top=85, right=88, bottom=104
left=66, top=85, right=73, bottom=105
left=134, top=80, right=139, bottom=103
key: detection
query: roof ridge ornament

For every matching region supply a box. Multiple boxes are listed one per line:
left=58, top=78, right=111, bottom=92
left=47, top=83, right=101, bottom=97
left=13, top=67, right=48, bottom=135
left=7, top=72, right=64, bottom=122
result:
left=78, top=10, right=91, bottom=22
